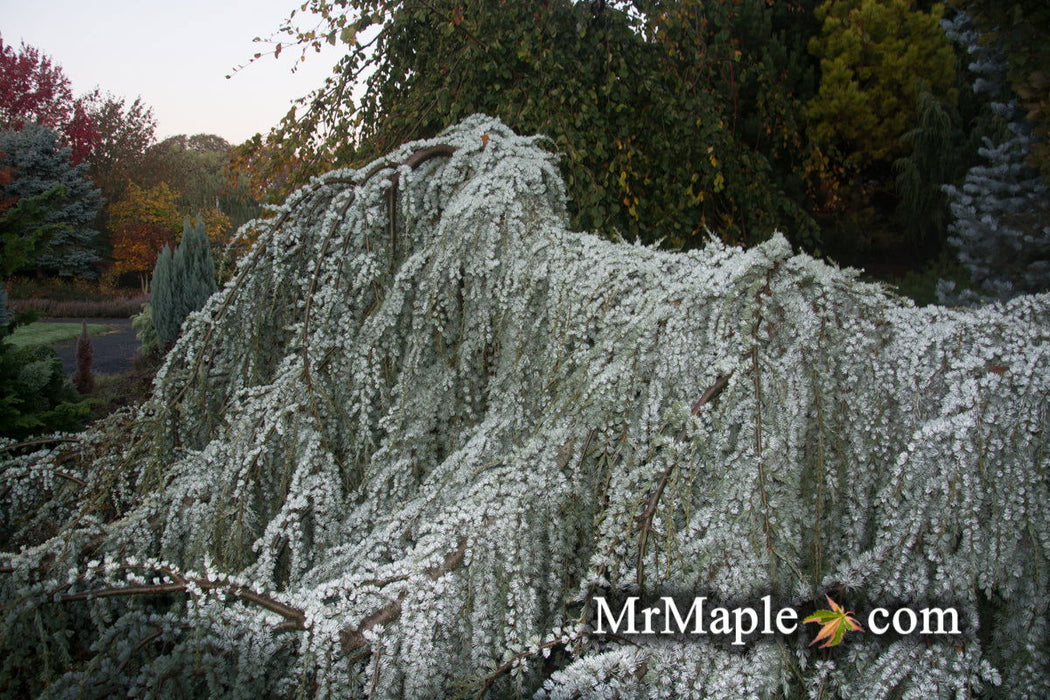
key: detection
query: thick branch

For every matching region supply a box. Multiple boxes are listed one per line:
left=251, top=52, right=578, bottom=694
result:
left=340, top=537, right=468, bottom=652
left=58, top=568, right=306, bottom=632
left=352, top=143, right=459, bottom=187
left=54, top=470, right=87, bottom=487
left=0, top=435, right=79, bottom=454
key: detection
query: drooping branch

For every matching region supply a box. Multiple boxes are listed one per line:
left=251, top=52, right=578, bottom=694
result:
left=57, top=565, right=307, bottom=632
left=361, top=142, right=459, bottom=273
left=341, top=537, right=468, bottom=652
left=302, top=142, right=459, bottom=376
left=0, top=435, right=79, bottom=454
left=635, top=372, right=732, bottom=591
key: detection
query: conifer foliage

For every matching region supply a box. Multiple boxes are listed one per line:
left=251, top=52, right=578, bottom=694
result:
left=0, top=118, right=1047, bottom=697
left=149, top=218, right=217, bottom=348
left=942, top=11, right=1050, bottom=300
left=0, top=124, right=102, bottom=278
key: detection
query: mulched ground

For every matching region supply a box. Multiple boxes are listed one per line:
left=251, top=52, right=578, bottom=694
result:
left=49, top=318, right=140, bottom=376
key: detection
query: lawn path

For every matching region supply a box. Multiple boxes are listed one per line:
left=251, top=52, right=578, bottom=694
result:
left=49, top=318, right=140, bottom=375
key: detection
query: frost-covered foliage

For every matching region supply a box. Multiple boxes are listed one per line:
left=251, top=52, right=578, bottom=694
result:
left=941, top=11, right=1050, bottom=301
left=1, top=116, right=1048, bottom=698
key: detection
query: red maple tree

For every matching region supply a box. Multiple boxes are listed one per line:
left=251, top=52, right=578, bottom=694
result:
left=0, top=35, right=98, bottom=163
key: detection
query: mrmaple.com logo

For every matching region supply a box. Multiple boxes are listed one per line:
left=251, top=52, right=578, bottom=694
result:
left=592, top=594, right=960, bottom=648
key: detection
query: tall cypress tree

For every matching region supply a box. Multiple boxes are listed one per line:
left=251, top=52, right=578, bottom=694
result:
left=150, top=244, right=176, bottom=347
left=150, top=219, right=217, bottom=348
left=175, top=218, right=217, bottom=325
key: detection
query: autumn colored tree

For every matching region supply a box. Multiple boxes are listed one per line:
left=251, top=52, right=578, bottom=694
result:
left=83, top=91, right=157, bottom=207
left=234, top=0, right=820, bottom=249
left=0, top=35, right=97, bottom=164
left=108, top=182, right=181, bottom=290
left=805, top=0, right=957, bottom=259
left=139, top=134, right=254, bottom=244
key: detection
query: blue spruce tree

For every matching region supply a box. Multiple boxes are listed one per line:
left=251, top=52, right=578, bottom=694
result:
left=0, top=124, right=102, bottom=278
left=941, top=11, right=1050, bottom=301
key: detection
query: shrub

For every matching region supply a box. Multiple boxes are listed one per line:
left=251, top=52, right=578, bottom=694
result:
left=131, top=302, right=158, bottom=355
left=1, top=118, right=1046, bottom=697
left=71, top=321, right=94, bottom=394
left=0, top=288, right=89, bottom=439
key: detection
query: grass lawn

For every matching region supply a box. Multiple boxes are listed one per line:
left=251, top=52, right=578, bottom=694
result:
left=6, top=321, right=115, bottom=348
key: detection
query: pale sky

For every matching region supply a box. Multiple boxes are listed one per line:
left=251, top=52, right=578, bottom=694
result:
left=2, top=0, right=343, bottom=144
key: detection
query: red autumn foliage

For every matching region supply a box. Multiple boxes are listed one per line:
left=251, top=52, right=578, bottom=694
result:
left=0, top=35, right=98, bottom=164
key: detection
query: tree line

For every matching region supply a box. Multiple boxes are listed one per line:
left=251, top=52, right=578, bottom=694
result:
left=4, top=2, right=1048, bottom=302
left=0, top=35, right=260, bottom=288
left=0, top=36, right=253, bottom=439
left=236, top=0, right=1048, bottom=301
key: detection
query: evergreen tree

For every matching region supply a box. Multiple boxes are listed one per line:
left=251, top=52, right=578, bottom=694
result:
left=0, top=287, right=88, bottom=439
left=941, top=11, right=1050, bottom=299
left=149, top=244, right=175, bottom=347
left=807, top=0, right=956, bottom=168
left=0, top=124, right=102, bottom=278
left=1, top=119, right=1046, bottom=696
left=893, top=89, right=962, bottom=250
left=150, top=219, right=217, bottom=348
left=0, top=165, right=68, bottom=276
left=175, top=218, right=217, bottom=322
left=130, top=301, right=158, bottom=355
left=805, top=0, right=957, bottom=260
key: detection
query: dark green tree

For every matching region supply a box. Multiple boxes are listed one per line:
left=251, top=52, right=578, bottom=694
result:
left=0, top=158, right=68, bottom=276
left=893, top=89, right=963, bottom=251
left=0, top=288, right=89, bottom=439
left=0, top=124, right=102, bottom=278
left=237, top=0, right=821, bottom=249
